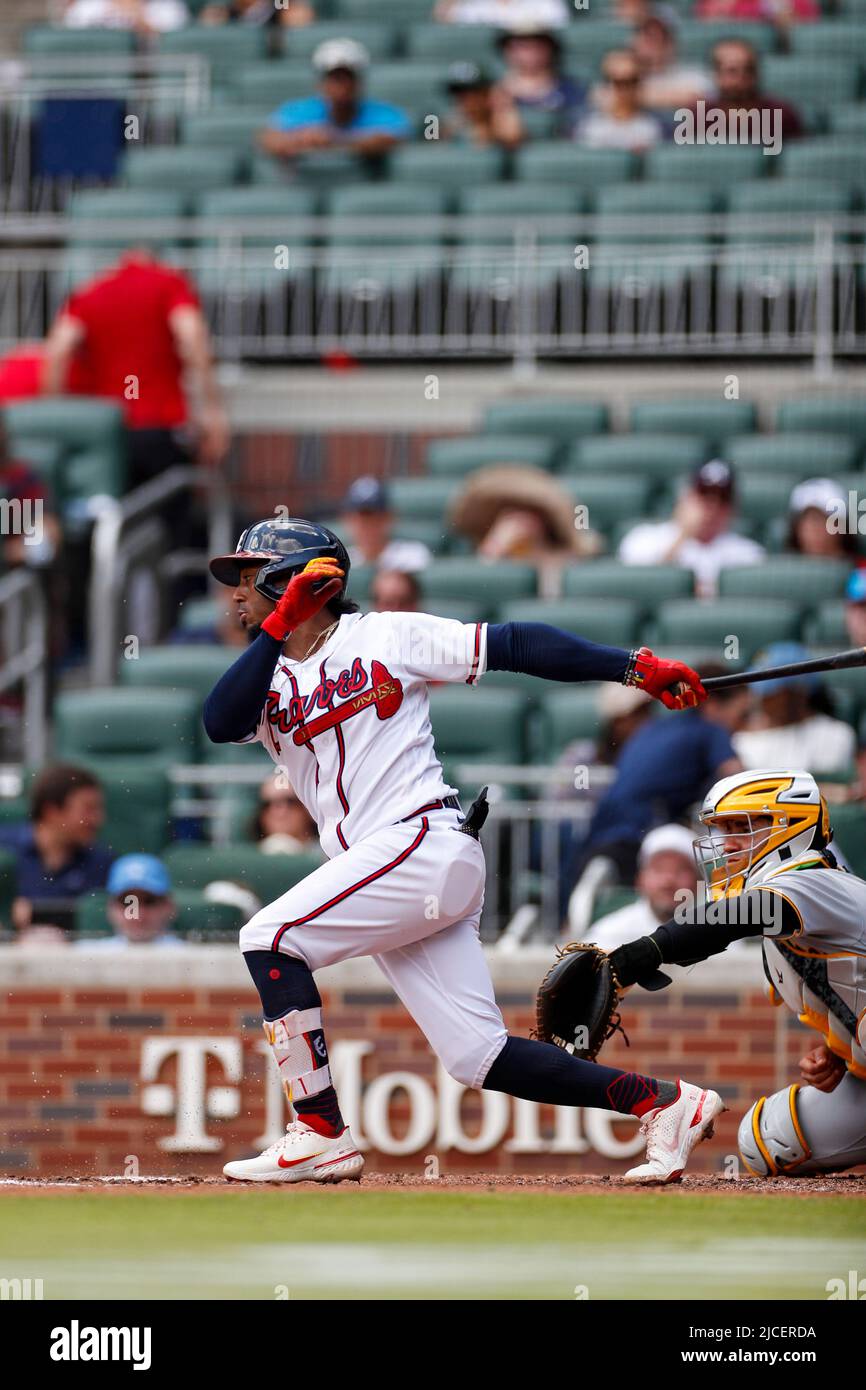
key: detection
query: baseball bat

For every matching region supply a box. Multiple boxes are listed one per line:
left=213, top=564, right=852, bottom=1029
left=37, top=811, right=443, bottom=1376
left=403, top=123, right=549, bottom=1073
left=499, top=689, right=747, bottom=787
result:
left=701, top=646, right=866, bottom=691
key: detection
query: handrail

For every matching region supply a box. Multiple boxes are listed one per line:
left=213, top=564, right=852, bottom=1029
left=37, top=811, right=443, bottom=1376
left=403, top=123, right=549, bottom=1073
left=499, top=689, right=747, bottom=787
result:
left=0, top=567, right=48, bottom=765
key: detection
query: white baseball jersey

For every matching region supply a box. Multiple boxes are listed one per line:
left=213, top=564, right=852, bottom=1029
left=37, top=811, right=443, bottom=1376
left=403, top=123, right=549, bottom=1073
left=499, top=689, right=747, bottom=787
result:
left=756, top=854, right=866, bottom=1079
left=239, top=610, right=488, bottom=859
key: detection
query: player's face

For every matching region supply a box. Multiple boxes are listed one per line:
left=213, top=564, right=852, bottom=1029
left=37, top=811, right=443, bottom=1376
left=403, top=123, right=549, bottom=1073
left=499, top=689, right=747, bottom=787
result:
left=233, top=565, right=274, bottom=633
left=712, top=814, right=773, bottom=872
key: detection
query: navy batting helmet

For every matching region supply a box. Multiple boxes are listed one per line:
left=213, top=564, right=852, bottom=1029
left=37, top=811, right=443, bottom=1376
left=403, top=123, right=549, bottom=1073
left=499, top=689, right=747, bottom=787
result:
left=209, top=518, right=351, bottom=604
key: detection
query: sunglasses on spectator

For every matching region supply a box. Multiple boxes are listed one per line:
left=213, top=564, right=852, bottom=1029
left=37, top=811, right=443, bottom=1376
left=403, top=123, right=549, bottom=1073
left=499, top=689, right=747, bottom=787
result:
left=608, top=74, right=640, bottom=86
left=112, top=892, right=166, bottom=907
left=715, top=62, right=756, bottom=75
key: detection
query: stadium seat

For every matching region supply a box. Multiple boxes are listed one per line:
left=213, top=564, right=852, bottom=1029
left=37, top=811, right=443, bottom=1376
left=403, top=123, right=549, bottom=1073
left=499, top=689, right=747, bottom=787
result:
left=334, top=0, right=434, bottom=17
left=458, top=184, right=586, bottom=243
left=22, top=25, right=136, bottom=56
left=65, top=188, right=188, bottom=261
left=158, top=26, right=267, bottom=81
left=366, top=63, right=450, bottom=121
left=406, top=23, right=498, bottom=62
left=561, top=473, right=654, bottom=534
left=718, top=556, right=850, bottom=602
left=590, top=183, right=715, bottom=289
left=388, top=477, right=459, bottom=519
left=643, top=144, right=768, bottom=193
left=725, top=433, right=860, bottom=477
left=323, top=184, right=446, bottom=291
left=761, top=57, right=862, bottom=128
left=781, top=138, right=866, bottom=202
left=676, top=20, right=779, bottom=60
left=428, top=687, right=528, bottom=762
left=564, top=433, right=708, bottom=481
left=3, top=398, right=127, bottom=506
left=54, top=689, right=202, bottom=770
left=118, top=645, right=238, bottom=700
left=250, top=149, right=372, bottom=188
left=194, top=185, right=318, bottom=294
left=75, top=763, right=171, bottom=858
left=282, top=20, right=398, bottom=61
left=228, top=61, right=319, bottom=108
left=629, top=399, right=757, bottom=446
left=826, top=801, right=866, bottom=877
left=590, top=886, right=639, bottom=924
left=420, top=559, right=537, bottom=603
left=736, top=472, right=803, bottom=529
left=651, top=598, right=802, bottom=658
left=420, top=599, right=483, bottom=625
left=539, top=685, right=606, bottom=755
left=803, top=600, right=850, bottom=647
left=425, top=434, right=560, bottom=477
left=776, top=397, right=866, bottom=441
left=559, top=22, right=633, bottom=74
left=162, top=844, right=323, bottom=904
left=177, top=597, right=221, bottom=635
left=562, top=561, right=694, bottom=606
left=514, top=144, right=637, bottom=194
left=726, top=180, right=855, bottom=238
left=386, top=143, right=506, bottom=193
left=595, top=182, right=717, bottom=236
left=790, top=20, right=866, bottom=60
left=481, top=399, right=609, bottom=444
left=182, top=110, right=269, bottom=153
left=74, top=889, right=243, bottom=941
left=500, top=598, right=640, bottom=647
left=121, top=148, right=244, bottom=195
left=829, top=104, right=866, bottom=137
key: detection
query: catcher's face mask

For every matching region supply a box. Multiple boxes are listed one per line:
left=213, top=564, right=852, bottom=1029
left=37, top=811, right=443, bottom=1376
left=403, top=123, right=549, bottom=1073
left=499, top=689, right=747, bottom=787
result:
left=694, top=814, right=774, bottom=900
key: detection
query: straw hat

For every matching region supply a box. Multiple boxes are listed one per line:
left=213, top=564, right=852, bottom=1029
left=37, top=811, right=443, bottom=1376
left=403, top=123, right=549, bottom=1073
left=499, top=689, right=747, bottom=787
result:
left=449, top=465, right=601, bottom=557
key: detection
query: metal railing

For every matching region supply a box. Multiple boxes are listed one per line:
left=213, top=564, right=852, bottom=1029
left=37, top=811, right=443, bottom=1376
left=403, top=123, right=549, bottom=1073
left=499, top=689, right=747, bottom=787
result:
left=0, top=212, right=863, bottom=370
left=0, top=566, right=49, bottom=764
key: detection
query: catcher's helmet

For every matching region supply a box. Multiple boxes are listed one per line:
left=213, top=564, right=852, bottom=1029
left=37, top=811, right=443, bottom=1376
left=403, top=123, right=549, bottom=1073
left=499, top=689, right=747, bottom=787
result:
left=209, top=518, right=350, bottom=604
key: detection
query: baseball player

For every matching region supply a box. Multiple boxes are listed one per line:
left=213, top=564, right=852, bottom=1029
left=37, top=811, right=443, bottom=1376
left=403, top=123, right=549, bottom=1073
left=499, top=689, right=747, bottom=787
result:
left=204, top=517, right=723, bottom=1183
left=607, top=769, right=866, bottom=1178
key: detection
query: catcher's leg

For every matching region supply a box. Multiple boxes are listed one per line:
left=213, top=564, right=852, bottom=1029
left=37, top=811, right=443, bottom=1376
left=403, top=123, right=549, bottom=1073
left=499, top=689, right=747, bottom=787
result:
left=738, top=1073, right=866, bottom=1177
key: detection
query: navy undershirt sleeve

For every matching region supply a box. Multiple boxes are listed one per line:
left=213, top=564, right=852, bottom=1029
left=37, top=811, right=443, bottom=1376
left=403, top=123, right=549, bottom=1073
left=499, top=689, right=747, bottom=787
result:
left=202, top=630, right=283, bottom=743
left=486, top=622, right=630, bottom=685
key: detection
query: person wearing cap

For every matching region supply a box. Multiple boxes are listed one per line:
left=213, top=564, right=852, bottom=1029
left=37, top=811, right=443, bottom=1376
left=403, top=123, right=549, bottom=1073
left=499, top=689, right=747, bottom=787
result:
left=574, top=48, right=666, bottom=152
left=630, top=14, right=713, bottom=110
left=339, top=476, right=432, bottom=574
left=845, top=570, right=866, bottom=650
left=78, top=854, right=183, bottom=949
left=442, top=62, right=524, bottom=149
left=257, top=39, right=413, bottom=164
left=787, top=477, right=859, bottom=561
left=435, top=0, right=569, bottom=27
left=496, top=24, right=586, bottom=133
left=619, top=459, right=764, bottom=598
left=733, top=642, right=857, bottom=777
left=586, top=824, right=699, bottom=950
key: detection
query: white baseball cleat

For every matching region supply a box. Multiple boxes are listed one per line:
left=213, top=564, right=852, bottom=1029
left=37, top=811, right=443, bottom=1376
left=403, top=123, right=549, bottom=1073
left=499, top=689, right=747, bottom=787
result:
left=223, top=1119, right=364, bottom=1184
left=624, top=1080, right=726, bottom=1185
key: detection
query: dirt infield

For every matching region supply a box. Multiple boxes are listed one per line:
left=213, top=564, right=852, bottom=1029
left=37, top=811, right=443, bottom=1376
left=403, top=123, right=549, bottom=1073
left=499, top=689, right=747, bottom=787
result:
left=2, top=1173, right=865, bottom=1197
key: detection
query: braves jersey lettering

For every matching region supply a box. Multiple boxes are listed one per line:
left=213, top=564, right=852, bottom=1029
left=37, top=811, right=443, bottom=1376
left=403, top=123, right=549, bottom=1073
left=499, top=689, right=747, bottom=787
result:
left=239, top=610, right=488, bottom=858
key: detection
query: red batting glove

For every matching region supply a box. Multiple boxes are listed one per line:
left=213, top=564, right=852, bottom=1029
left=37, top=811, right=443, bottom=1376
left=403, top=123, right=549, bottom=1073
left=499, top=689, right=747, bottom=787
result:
left=261, top=557, right=345, bottom=642
left=624, top=645, right=707, bottom=711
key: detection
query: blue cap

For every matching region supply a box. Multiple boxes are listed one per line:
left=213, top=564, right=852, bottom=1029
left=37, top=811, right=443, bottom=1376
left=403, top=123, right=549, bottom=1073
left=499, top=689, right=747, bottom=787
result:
left=753, top=641, right=819, bottom=696
left=846, top=569, right=866, bottom=603
left=107, top=854, right=171, bottom=898
left=342, top=476, right=389, bottom=513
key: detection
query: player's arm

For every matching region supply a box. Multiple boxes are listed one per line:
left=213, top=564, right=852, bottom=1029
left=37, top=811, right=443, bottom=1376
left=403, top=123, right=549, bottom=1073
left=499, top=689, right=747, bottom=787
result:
left=168, top=304, right=229, bottom=467
left=202, top=631, right=283, bottom=743
left=486, top=621, right=706, bottom=710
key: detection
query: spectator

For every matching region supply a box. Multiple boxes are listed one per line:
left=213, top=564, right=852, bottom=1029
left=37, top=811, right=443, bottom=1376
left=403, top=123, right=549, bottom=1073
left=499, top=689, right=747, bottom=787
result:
left=0, top=418, right=61, bottom=571
left=340, top=477, right=432, bottom=573
left=701, top=40, right=803, bottom=141
left=251, top=779, right=320, bottom=855
left=0, top=765, right=113, bottom=933
left=496, top=24, right=586, bottom=134
left=845, top=570, right=866, bottom=649
left=786, top=478, right=859, bottom=561
left=733, top=643, right=857, bottom=776
left=435, top=0, right=570, bottom=26
left=575, top=49, right=666, bottom=152
left=564, top=671, right=746, bottom=896
left=619, top=459, right=764, bottom=599
left=42, top=246, right=229, bottom=484
left=586, top=823, right=697, bottom=949
left=79, top=854, right=183, bottom=948
left=631, top=15, right=714, bottom=111
left=199, top=0, right=314, bottom=26
left=371, top=568, right=421, bottom=613
left=62, top=0, right=189, bottom=34
left=258, top=40, right=413, bottom=167
left=694, top=0, right=819, bottom=30
left=450, top=464, right=602, bottom=599
left=441, top=62, right=524, bottom=150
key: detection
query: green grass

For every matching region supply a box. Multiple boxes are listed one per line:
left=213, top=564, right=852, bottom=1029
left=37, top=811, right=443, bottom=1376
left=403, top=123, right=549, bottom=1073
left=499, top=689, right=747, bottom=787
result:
left=1, top=1191, right=864, bottom=1300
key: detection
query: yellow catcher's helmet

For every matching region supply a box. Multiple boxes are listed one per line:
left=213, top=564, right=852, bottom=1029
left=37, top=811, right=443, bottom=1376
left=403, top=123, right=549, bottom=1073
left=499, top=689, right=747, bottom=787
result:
left=695, top=769, right=831, bottom=900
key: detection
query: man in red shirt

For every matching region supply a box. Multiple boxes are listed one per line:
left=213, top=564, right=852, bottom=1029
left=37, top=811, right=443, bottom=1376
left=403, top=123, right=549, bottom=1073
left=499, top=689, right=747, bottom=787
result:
left=42, top=247, right=229, bottom=487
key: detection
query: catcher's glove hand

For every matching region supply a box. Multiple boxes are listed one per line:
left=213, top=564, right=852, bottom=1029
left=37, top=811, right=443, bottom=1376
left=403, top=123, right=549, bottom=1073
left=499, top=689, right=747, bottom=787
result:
left=534, top=942, right=628, bottom=1061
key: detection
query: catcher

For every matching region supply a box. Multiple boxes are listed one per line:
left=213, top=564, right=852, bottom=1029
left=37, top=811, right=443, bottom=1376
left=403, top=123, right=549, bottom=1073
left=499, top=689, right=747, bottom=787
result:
left=546, top=769, right=866, bottom=1177
left=204, top=516, right=723, bottom=1184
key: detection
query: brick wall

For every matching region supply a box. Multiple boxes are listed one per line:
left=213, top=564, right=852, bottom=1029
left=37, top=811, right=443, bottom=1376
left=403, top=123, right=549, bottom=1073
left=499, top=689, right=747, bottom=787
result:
left=0, top=947, right=808, bottom=1178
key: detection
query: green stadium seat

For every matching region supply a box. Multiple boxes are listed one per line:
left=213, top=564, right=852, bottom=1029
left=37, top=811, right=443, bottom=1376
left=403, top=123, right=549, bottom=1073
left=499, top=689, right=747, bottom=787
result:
left=790, top=20, right=866, bottom=59
left=725, top=433, right=860, bottom=477
left=158, top=26, right=267, bottom=81
left=826, top=800, right=866, bottom=876
left=425, top=434, right=560, bottom=477
left=718, top=556, right=850, bottom=602
left=803, top=600, right=850, bottom=647
left=829, top=104, right=866, bottom=137
left=539, top=685, right=605, bottom=755
left=559, top=21, right=633, bottom=74
left=3, top=397, right=127, bottom=506
left=72, top=763, right=171, bottom=858
left=23, top=25, right=136, bottom=56
left=595, top=182, right=717, bottom=236
left=562, top=561, right=694, bottom=606
left=74, top=889, right=244, bottom=941
left=651, top=598, right=802, bottom=658
left=481, top=399, right=609, bottom=444
left=177, top=597, right=221, bottom=634
left=776, top=397, right=866, bottom=441
left=824, top=665, right=866, bottom=723
left=282, top=20, right=398, bottom=61
left=643, top=144, right=768, bottom=193
left=458, top=183, right=586, bottom=242
left=561, top=473, right=654, bottom=533
left=121, top=148, right=244, bottom=195
left=250, top=149, right=372, bottom=188
left=428, top=687, right=528, bottom=761
left=419, top=599, right=482, bottom=624
left=590, top=886, right=640, bottom=925
left=564, top=433, right=708, bottom=481
left=514, top=144, right=637, bottom=193
left=118, top=645, right=237, bottom=700
left=195, top=184, right=318, bottom=254
left=676, top=20, right=779, bottom=60
left=736, top=472, right=802, bottom=528
left=727, top=180, right=855, bottom=239
left=722, top=180, right=855, bottom=289
left=162, top=844, right=323, bottom=904
left=323, top=184, right=446, bottom=290
left=392, top=518, right=449, bottom=553
left=629, top=399, right=757, bottom=446
left=367, top=63, right=449, bottom=120
left=387, top=143, right=506, bottom=192
left=406, top=22, right=498, bottom=62
left=781, top=138, right=866, bottom=201
left=420, top=559, right=537, bottom=603
left=182, top=109, right=268, bottom=152
left=388, top=477, right=459, bottom=519
left=334, top=0, right=434, bottom=16
left=67, top=187, right=188, bottom=236
left=499, top=597, right=640, bottom=647
left=228, top=61, right=317, bottom=108
left=761, top=57, right=861, bottom=127
left=54, top=689, right=202, bottom=770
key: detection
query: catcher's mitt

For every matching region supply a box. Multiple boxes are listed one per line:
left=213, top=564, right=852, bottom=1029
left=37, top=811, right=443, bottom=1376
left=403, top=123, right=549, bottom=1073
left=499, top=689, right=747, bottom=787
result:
left=534, top=942, right=629, bottom=1060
